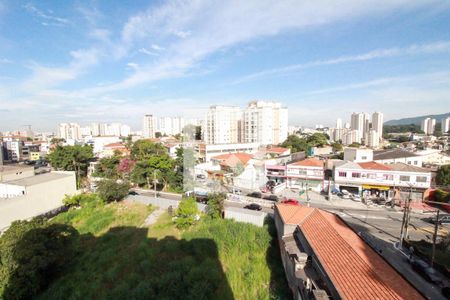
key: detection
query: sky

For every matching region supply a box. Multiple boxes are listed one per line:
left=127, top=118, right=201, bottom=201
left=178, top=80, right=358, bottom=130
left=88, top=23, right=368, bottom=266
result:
left=0, top=0, right=450, bottom=131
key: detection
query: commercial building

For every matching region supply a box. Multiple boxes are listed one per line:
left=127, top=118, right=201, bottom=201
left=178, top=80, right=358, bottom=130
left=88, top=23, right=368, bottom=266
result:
left=0, top=171, right=77, bottom=231
left=274, top=204, right=423, bottom=300
left=204, top=105, right=243, bottom=144
left=373, top=148, right=423, bottom=167
left=143, top=114, right=156, bottom=138
left=243, top=101, right=288, bottom=145
left=421, top=118, right=436, bottom=135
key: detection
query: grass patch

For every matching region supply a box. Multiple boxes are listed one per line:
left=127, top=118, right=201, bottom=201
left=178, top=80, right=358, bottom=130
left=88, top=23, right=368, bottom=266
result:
left=39, top=202, right=290, bottom=299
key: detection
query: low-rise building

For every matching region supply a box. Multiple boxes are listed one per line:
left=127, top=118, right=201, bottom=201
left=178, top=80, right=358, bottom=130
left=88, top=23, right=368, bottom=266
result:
left=196, top=142, right=260, bottom=162
left=333, top=160, right=431, bottom=201
left=274, top=204, right=424, bottom=300
left=0, top=171, right=77, bottom=230
left=373, top=148, right=423, bottom=167
left=343, top=147, right=373, bottom=162
left=0, top=164, right=35, bottom=182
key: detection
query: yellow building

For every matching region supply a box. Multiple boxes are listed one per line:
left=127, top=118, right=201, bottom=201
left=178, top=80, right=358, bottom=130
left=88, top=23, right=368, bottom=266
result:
left=29, top=152, right=40, bottom=161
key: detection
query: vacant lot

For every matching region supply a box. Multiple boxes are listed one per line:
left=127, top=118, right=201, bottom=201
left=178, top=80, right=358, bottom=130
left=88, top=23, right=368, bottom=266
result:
left=38, top=199, right=290, bottom=299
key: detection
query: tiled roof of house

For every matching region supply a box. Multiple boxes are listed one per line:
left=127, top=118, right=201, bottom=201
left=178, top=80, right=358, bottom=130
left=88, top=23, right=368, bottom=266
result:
left=211, top=153, right=253, bottom=168
left=290, top=158, right=323, bottom=167
left=388, top=163, right=430, bottom=173
left=358, top=161, right=392, bottom=171
left=276, top=204, right=314, bottom=225
left=266, top=147, right=289, bottom=154
left=334, top=160, right=363, bottom=169
left=104, top=142, right=125, bottom=148
left=373, top=149, right=418, bottom=160
left=276, top=204, right=424, bottom=300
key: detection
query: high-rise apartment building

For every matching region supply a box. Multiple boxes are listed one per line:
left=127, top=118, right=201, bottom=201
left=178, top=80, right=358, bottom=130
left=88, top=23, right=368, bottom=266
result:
left=441, top=117, right=450, bottom=134
left=367, top=129, right=380, bottom=148
left=372, top=112, right=384, bottom=141
left=243, top=101, right=288, bottom=145
left=158, top=117, right=185, bottom=136
left=350, top=113, right=365, bottom=143
left=143, top=115, right=156, bottom=138
left=336, top=118, right=342, bottom=129
left=58, top=123, right=81, bottom=141
left=204, top=106, right=242, bottom=144
left=421, top=118, right=436, bottom=135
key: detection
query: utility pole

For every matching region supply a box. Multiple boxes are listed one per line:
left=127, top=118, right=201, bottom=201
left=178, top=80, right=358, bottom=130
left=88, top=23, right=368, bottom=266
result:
left=153, top=170, right=157, bottom=199
left=399, top=185, right=413, bottom=249
left=431, top=210, right=440, bottom=267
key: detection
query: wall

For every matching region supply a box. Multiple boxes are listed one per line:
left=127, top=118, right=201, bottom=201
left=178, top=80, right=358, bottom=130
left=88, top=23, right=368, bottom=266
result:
left=224, top=206, right=268, bottom=227
left=0, top=172, right=77, bottom=231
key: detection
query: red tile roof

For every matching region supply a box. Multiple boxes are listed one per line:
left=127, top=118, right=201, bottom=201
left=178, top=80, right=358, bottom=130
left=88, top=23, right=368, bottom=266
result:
left=358, top=161, right=392, bottom=171
left=290, top=158, right=323, bottom=167
left=104, top=142, right=125, bottom=148
left=276, top=204, right=314, bottom=224
left=212, top=153, right=253, bottom=168
left=267, top=147, right=289, bottom=154
left=276, top=205, right=424, bottom=300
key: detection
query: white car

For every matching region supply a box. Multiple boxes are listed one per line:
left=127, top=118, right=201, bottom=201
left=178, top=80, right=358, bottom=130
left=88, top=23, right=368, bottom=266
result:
left=351, top=194, right=362, bottom=202
left=341, top=190, right=351, bottom=199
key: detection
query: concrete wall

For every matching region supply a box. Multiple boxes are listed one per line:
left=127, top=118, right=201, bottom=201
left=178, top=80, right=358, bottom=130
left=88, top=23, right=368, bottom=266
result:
left=224, top=206, right=268, bottom=227
left=0, top=171, right=77, bottom=231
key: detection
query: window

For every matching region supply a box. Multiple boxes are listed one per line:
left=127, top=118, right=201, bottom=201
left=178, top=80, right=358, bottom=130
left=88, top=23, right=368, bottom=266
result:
left=400, top=175, right=410, bottom=182
left=368, top=173, right=376, bottom=179
left=338, top=171, right=347, bottom=177
left=414, top=161, right=418, bottom=165
left=383, top=174, right=393, bottom=180
left=361, top=156, right=367, bottom=160
left=416, top=176, right=427, bottom=183
left=407, top=161, right=411, bottom=165
left=352, top=172, right=361, bottom=178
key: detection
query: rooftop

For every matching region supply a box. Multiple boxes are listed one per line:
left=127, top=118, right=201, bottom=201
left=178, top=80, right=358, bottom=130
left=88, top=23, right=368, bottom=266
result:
left=358, top=161, right=392, bottom=171
left=388, top=163, right=430, bottom=173
left=276, top=204, right=424, bottom=300
left=0, top=164, right=34, bottom=174
left=373, top=149, right=419, bottom=160
left=290, top=158, right=323, bottom=167
left=104, top=142, right=126, bottom=148
left=333, top=160, right=362, bottom=169
left=212, top=152, right=253, bottom=168
left=266, top=147, right=289, bottom=154
left=4, top=172, right=73, bottom=186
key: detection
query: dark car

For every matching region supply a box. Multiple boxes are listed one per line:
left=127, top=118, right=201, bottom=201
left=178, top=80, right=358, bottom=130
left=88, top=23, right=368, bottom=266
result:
left=427, top=214, right=450, bottom=225
left=263, top=195, right=279, bottom=201
left=411, top=259, right=443, bottom=285
left=128, top=191, right=139, bottom=195
left=247, top=192, right=262, bottom=198
left=244, top=203, right=262, bottom=211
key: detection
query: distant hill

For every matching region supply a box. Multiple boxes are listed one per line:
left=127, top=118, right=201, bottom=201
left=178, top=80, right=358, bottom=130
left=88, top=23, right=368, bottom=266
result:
left=385, top=112, right=450, bottom=125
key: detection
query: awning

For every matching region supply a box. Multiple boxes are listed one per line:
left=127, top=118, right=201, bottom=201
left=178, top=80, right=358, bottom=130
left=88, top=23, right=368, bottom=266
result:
left=362, top=185, right=390, bottom=190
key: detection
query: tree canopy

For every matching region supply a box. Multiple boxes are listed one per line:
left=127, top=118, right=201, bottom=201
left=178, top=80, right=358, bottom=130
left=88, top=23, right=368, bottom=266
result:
left=281, top=135, right=308, bottom=153
left=97, top=180, right=130, bottom=203
left=436, top=164, right=450, bottom=187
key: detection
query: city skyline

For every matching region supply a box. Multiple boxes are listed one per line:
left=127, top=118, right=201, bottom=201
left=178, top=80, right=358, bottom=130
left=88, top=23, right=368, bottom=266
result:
left=1, top=1, right=450, bottom=131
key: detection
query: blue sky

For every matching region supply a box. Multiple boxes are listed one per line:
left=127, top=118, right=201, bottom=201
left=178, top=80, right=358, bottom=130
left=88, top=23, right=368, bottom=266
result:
left=1, top=1, right=450, bottom=131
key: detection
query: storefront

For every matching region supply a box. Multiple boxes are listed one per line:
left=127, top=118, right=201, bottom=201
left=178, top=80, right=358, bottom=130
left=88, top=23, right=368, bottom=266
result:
left=361, top=184, right=391, bottom=200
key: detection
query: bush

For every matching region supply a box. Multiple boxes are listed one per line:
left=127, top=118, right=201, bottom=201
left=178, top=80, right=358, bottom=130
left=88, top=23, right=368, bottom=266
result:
left=174, top=197, right=199, bottom=229
left=0, top=219, right=78, bottom=300
left=434, top=189, right=450, bottom=203
left=436, top=165, right=450, bottom=186
left=206, top=193, right=225, bottom=219
left=97, top=180, right=130, bottom=203
left=63, top=193, right=98, bottom=207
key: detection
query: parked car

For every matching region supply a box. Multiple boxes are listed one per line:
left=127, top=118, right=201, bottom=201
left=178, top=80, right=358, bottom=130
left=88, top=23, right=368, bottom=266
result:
left=340, top=190, right=351, bottom=199
left=410, top=259, right=443, bottom=285
left=351, top=194, right=361, bottom=202
left=263, top=195, right=279, bottom=201
left=244, top=203, right=262, bottom=211
left=128, top=191, right=139, bottom=195
left=281, top=198, right=300, bottom=206
left=196, top=174, right=206, bottom=180
left=425, top=214, right=450, bottom=225
left=247, top=192, right=262, bottom=198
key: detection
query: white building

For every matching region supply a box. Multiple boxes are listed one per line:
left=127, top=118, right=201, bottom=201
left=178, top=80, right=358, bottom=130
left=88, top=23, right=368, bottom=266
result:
left=58, top=123, right=81, bottom=141
left=350, top=113, right=366, bottom=143
left=243, top=101, right=288, bottom=145
left=143, top=114, right=156, bottom=138
left=158, top=117, right=185, bottom=136
left=204, top=106, right=242, bottom=144
left=343, top=148, right=373, bottom=163
left=196, top=142, right=260, bottom=162
left=367, top=129, right=380, bottom=149
left=421, top=118, right=436, bottom=135
left=0, top=171, right=77, bottom=231
left=372, top=112, right=383, bottom=141
left=441, top=117, right=450, bottom=134
left=336, top=118, right=342, bottom=129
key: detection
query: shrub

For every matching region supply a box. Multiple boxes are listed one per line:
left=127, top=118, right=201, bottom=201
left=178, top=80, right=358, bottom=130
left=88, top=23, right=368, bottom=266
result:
left=63, top=193, right=98, bottom=207
left=174, top=197, right=199, bottom=229
left=206, top=193, right=225, bottom=219
left=97, top=180, right=130, bottom=203
left=0, top=219, right=78, bottom=300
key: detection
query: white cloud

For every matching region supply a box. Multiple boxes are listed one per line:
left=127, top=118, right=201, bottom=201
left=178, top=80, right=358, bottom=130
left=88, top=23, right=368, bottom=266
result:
left=151, top=44, right=164, bottom=51
left=0, top=58, right=12, bottom=64
left=91, top=0, right=442, bottom=94
left=138, top=48, right=158, bottom=56
left=233, top=41, right=450, bottom=84
left=23, top=3, right=70, bottom=26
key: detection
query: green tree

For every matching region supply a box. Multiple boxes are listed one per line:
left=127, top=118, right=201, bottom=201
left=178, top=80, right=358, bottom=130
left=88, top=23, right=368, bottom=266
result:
left=130, top=140, right=167, bottom=160
left=436, top=164, right=450, bottom=186
left=174, top=197, right=199, bottom=229
left=63, top=193, right=97, bottom=207
left=94, top=155, right=121, bottom=179
left=205, top=193, right=225, bottom=219
left=0, top=219, right=78, bottom=300
left=348, top=142, right=361, bottom=148
left=97, top=179, right=130, bottom=203
left=331, top=142, right=343, bottom=152
left=130, top=155, right=174, bottom=190
left=281, top=135, right=308, bottom=153
left=306, top=133, right=328, bottom=147
left=47, top=145, right=94, bottom=188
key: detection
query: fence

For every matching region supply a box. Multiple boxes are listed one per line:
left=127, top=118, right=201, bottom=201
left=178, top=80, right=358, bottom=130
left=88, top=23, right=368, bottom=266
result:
left=226, top=193, right=275, bottom=208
